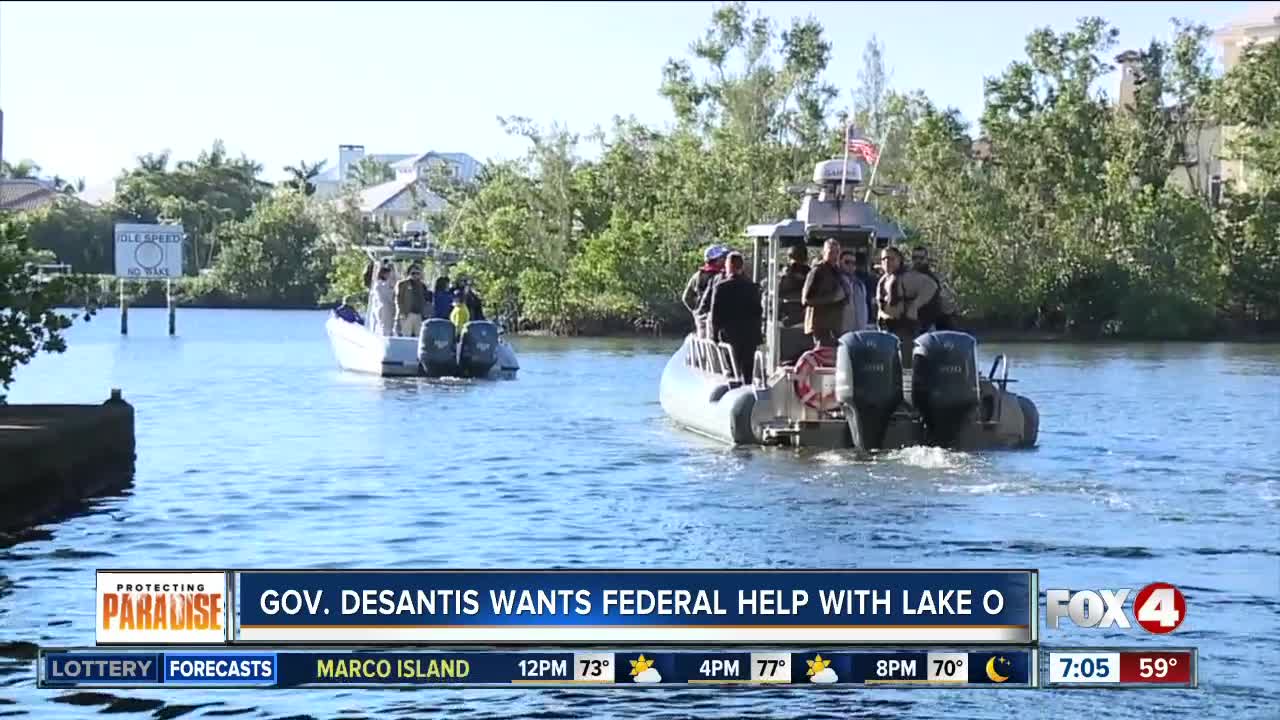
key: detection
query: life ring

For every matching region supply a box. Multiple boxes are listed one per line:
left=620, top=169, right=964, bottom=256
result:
left=793, top=346, right=838, bottom=409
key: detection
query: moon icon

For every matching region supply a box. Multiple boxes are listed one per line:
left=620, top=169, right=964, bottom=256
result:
left=985, top=656, right=1009, bottom=683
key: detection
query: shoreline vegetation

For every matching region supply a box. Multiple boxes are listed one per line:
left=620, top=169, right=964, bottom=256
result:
left=4, top=4, right=1279, bottom=394
left=65, top=280, right=1280, bottom=343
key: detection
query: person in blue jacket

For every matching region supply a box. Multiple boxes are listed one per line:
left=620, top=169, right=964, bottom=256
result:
left=432, top=276, right=454, bottom=319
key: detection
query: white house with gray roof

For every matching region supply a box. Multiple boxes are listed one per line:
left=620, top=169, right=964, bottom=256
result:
left=312, top=144, right=481, bottom=200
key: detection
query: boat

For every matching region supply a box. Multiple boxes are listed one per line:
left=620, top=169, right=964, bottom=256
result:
left=659, top=158, right=1038, bottom=450
left=325, top=241, right=519, bottom=380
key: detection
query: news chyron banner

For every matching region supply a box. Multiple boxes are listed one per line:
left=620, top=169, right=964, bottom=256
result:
left=95, top=569, right=1035, bottom=646
left=234, top=569, right=1036, bottom=645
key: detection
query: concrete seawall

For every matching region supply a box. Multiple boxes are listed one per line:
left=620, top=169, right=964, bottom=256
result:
left=0, top=390, right=136, bottom=534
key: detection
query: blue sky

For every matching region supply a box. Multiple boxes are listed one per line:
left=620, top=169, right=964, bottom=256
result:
left=0, top=1, right=1257, bottom=187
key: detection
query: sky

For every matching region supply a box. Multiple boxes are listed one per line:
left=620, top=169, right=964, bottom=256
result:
left=0, top=1, right=1260, bottom=189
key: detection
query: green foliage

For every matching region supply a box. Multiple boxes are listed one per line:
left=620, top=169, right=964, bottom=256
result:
left=282, top=160, right=328, bottom=196
left=7, top=7, right=1277, bottom=340
left=205, top=191, right=327, bottom=305
left=344, top=157, right=395, bottom=190
left=0, top=214, right=97, bottom=401
left=111, top=141, right=268, bottom=273
left=20, top=198, right=115, bottom=274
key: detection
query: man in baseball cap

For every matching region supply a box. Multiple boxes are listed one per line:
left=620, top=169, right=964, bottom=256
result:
left=682, top=244, right=731, bottom=338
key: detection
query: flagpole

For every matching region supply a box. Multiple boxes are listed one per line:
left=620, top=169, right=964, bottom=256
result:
left=863, top=118, right=893, bottom=202
left=840, top=121, right=852, bottom=198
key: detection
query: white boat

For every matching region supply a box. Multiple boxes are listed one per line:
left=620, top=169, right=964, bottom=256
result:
left=325, top=244, right=519, bottom=380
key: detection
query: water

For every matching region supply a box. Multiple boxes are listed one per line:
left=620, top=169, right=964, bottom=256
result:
left=2, top=309, right=1277, bottom=718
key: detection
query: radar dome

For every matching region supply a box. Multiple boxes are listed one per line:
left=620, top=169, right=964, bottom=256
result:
left=813, top=158, right=863, bottom=185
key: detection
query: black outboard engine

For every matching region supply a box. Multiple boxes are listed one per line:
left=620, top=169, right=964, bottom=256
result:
left=836, top=330, right=904, bottom=451
left=458, top=321, right=499, bottom=377
left=911, top=331, right=980, bottom=446
left=418, top=318, right=458, bottom=377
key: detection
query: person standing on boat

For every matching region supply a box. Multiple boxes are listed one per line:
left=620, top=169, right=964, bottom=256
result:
left=910, top=246, right=956, bottom=331
left=853, top=250, right=877, bottom=328
left=368, top=262, right=397, bottom=336
left=461, top=278, right=485, bottom=321
left=682, top=245, right=728, bottom=338
left=708, top=251, right=763, bottom=383
left=838, top=250, right=870, bottom=334
left=395, top=264, right=428, bottom=337
left=876, top=247, right=916, bottom=368
left=777, top=244, right=811, bottom=328
left=449, top=288, right=471, bottom=335
left=801, top=239, right=848, bottom=348
left=432, top=276, right=453, bottom=319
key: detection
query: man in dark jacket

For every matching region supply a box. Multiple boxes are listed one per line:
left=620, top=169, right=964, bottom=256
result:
left=777, top=244, right=810, bottom=327
left=853, top=250, right=877, bottom=327
left=709, top=252, right=763, bottom=383
left=801, top=239, right=848, bottom=347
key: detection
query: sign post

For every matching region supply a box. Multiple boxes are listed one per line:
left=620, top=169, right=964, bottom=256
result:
left=113, top=223, right=185, bottom=336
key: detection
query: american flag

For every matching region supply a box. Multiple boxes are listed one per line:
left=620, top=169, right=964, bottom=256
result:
left=846, top=126, right=880, bottom=165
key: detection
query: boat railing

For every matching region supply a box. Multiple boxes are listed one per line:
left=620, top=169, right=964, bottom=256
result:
left=686, top=336, right=748, bottom=383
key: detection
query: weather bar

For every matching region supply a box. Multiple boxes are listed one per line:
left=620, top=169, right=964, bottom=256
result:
left=1044, top=648, right=1197, bottom=688
left=38, top=648, right=1037, bottom=688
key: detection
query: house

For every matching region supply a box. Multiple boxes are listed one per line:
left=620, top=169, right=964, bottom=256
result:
left=354, top=175, right=449, bottom=230
left=1110, top=4, right=1279, bottom=201
left=312, top=144, right=481, bottom=199
left=1212, top=2, right=1280, bottom=193
left=0, top=178, right=60, bottom=211
left=0, top=177, right=95, bottom=212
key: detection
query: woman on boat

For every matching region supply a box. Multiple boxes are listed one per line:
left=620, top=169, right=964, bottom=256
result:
left=368, top=262, right=398, bottom=336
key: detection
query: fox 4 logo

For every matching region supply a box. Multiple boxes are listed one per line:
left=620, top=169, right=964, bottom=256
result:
left=1046, top=582, right=1187, bottom=634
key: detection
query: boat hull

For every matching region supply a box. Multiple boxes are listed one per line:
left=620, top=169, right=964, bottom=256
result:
left=658, top=336, right=762, bottom=444
left=325, top=316, right=519, bottom=380
left=659, top=334, right=1037, bottom=451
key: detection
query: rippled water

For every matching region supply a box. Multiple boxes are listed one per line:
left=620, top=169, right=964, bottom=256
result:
left=2, top=309, right=1278, bottom=718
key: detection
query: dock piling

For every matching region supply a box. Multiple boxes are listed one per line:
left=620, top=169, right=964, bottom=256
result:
left=119, top=278, right=128, bottom=335
left=167, top=278, right=175, bottom=336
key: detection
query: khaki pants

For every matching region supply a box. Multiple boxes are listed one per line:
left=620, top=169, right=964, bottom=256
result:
left=399, top=313, right=423, bottom=337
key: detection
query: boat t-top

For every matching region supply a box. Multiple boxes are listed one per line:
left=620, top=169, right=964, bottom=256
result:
left=659, top=158, right=1039, bottom=451
left=325, top=235, right=519, bottom=380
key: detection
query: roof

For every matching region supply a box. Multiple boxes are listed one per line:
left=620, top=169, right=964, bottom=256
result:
left=1217, top=2, right=1280, bottom=33
left=356, top=177, right=447, bottom=213
left=0, top=179, right=59, bottom=211
left=315, top=153, right=418, bottom=183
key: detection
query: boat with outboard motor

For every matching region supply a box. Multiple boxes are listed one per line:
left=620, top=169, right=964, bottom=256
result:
left=325, top=243, right=519, bottom=380
left=659, top=158, right=1038, bottom=451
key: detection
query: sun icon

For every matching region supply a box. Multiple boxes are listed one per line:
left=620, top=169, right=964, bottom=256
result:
left=629, top=655, right=654, bottom=676
left=806, top=654, right=831, bottom=677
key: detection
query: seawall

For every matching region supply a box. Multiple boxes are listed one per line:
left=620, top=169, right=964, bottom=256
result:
left=0, top=390, right=136, bottom=534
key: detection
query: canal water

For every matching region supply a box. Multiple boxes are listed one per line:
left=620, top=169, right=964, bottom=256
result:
left=1, top=309, right=1277, bottom=718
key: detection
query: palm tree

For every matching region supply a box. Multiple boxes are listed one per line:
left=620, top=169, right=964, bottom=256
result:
left=1, top=159, right=41, bottom=178
left=50, top=175, right=87, bottom=195
left=282, top=159, right=328, bottom=196
left=345, top=157, right=395, bottom=189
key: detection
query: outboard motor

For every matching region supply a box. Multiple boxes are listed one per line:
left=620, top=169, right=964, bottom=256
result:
left=835, top=330, right=904, bottom=451
left=418, top=319, right=458, bottom=377
left=911, top=331, right=980, bottom=446
left=458, top=321, right=499, bottom=377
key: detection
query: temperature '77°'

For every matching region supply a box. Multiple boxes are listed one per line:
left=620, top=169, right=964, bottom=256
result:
left=756, top=658, right=786, bottom=677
